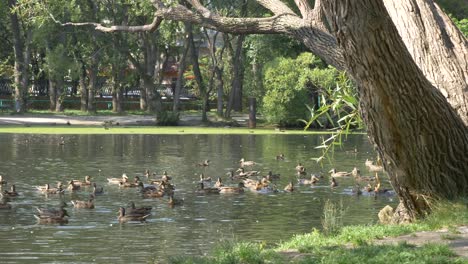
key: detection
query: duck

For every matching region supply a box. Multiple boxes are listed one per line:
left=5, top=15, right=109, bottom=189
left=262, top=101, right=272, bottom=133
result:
left=36, top=183, right=65, bottom=194
left=227, top=170, right=247, bottom=180
left=0, top=198, right=11, bottom=209
left=352, top=184, right=363, bottom=195
left=214, top=177, right=224, bottom=188
left=275, top=153, right=285, bottom=160
left=107, top=173, right=129, bottom=184
left=298, top=174, right=320, bottom=185
left=236, top=168, right=260, bottom=177
left=127, top=201, right=152, bottom=215
left=119, top=176, right=142, bottom=188
left=91, top=183, right=104, bottom=195
left=71, top=195, right=95, bottom=209
left=365, top=159, right=373, bottom=167
left=0, top=202, right=12, bottom=209
left=239, top=158, right=256, bottom=167
left=219, top=182, right=245, bottom=194
left=296, top=163, right=306, bottom=175
left=118, top=207, right=150, bottom=223
left=143, top=188, right=165, bottom=198
left=352, top=167, right=360, bottom=177
left=73, top=175, right=92, bottom=186
left=266, top=171, right=280, bottom=181
left=198, top=173, right=212, bottom=183
left=366, top=158, right=384, bottom=173
left=3, top=185, right=19, bottom=197
left=364, top=183, right=373, bottom=193
left=197, top=160, right=210, bottom=166
left=328, top=168, right=351, bottom=177
left=352, top=168, right=375, bottom=182
left=196, top=182, right=220, bottom=195
left=67, top=180, right=81, bottom=191
left=284, top=181, right=295, bottom=192
left=0, top=175, right=7, bottom=185
left=34, top=208, right=69, bottom=224
left=252, top=181, right=278, bottom=193
left=138, top=181, right=158, bottom=193
left=330, top=177, right=338, bottom=187
left=35, top=202, right=68, bottom=216
left=242, top=179, right=259, bottom=190
left=168, top=194, right=184, bottom=207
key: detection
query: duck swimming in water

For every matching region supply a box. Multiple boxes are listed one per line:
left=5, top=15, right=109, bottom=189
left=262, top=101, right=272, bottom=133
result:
left=328, top=168, right=351, bottom=177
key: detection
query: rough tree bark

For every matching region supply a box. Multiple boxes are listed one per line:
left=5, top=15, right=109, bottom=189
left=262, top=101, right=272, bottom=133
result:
left=383, top=0, right=468, bottom=125
left=322, top=0, right=468, bottom=220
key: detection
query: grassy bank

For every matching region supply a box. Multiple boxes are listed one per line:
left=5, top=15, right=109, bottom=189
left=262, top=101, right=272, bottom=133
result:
left=170, top=201, right=467, bottom=263
left=0, top=125, right=346, bottom=135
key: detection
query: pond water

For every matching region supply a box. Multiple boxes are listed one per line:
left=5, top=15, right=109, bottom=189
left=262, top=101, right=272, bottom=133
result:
left=0, top=133, right=397, bottom=263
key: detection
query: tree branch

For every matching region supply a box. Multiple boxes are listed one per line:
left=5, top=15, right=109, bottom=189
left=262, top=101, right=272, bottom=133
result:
left=152, top=3, right=303, bottom=34
left=50, top=13, right=162, bottom=33
left=254, top=0, right=297, bottom=15
left=294, top=0, right=313, bottom=21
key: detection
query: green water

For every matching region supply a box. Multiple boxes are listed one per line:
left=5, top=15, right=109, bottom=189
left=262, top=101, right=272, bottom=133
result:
left=0, top=134, right=396, bottom=263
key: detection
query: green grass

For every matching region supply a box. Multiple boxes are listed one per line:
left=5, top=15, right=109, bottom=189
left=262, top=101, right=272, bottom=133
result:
left=0, top=125, right=341, bottom=135
left=169, top=201, right=468, bottom=263
left=295, top=243, right=464, bottom=264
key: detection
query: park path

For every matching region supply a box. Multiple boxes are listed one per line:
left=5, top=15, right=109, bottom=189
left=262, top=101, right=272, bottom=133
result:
left=0, top=113, right=250, bottom=126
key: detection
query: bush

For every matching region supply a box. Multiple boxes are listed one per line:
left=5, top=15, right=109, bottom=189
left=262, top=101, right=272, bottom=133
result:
left=156, top=111, right=180, bottom=126
left=261, top=53, right=339, bottom=127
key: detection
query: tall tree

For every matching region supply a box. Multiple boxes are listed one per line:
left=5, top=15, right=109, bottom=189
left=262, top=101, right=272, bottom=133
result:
left=8, top=0, right=31, bottom=113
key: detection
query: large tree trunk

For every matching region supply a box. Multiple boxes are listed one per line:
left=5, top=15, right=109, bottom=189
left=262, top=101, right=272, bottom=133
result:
left=322, top=0, right=468, bottom=221
left=383, top=0, right=468, bottom=125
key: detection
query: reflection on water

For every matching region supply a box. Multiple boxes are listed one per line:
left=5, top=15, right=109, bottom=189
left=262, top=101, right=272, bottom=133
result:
left=0, top=134, right=397, bottom=263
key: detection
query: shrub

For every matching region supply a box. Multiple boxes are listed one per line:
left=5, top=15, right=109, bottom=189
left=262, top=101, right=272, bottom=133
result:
left=261, top=53, right=339, bottom=127
left=156, top=111, right=180, bottom=126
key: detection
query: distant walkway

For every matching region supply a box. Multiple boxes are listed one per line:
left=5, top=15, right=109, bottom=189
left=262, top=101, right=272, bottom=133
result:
left=0, top=113, right=250, bottom=127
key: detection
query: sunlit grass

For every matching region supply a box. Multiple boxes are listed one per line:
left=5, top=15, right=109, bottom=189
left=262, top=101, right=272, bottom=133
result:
left=0, top=125, right=342, bottom=135
left=169, top=201, right=467, bottom=263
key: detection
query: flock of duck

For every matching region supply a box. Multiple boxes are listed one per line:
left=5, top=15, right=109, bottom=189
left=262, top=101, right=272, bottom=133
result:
left=0, top=155, right=391, bottom=224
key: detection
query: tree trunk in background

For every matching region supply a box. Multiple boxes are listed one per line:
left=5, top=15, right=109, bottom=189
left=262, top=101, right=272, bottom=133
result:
left=173, top=29, right=190, bottom=112
left=79, top=64, right=88, bottom=111
left=139, top=76, right=147, bottom=110
left=226, top=34, right=245, bottom=117
left=9, top=0, right=27, bottom=113
left=187, top=23, right=208, bottom=122
left=215, top=67, right=224, bottom=117
left=87, top=59, right=97, bottom=113
left=323, top=0, right=468, bottom=221
left=55, top=78, right=64, bottom=112
left=383, top=0, right=468, bottom=125
left=112, top=82, right=123, bottom=113
left=48, top=79, right=57, bottom=111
